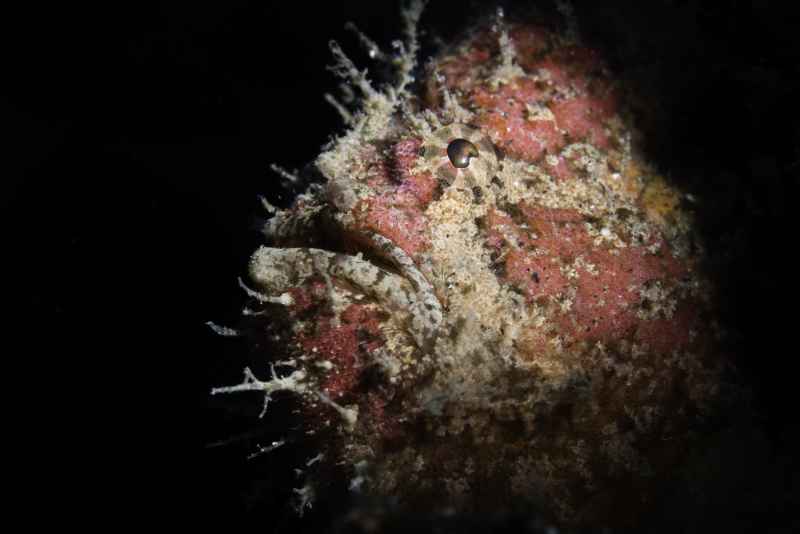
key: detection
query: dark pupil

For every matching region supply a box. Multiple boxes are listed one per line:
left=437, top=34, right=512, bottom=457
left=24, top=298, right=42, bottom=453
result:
left=447, top=138, right=477, bottom=168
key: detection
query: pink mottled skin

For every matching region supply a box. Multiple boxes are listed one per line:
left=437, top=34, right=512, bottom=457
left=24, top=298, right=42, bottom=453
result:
left=297, top=301, right=387, bottom=401
left=470, top=64, right=618, bottom=158
left=352, top=196, right=431, bottom=258
left=485, top=202, right=698, bottom=351
left=351, top=138, right=437, bottom=259
left=546, top=152, right=580, bottom=182
left=472, top=78, right=566, bottom=161
left=287, top=280, right=388, bottom=401
left=287, top=279, right=328, bottom=315
left=433, top=24, right=620, bottom=162
left=365, top=391, right=403, bottom=442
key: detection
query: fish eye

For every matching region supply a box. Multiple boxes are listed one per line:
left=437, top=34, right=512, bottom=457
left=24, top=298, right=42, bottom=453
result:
left=447, top=138, right=479, bottom=168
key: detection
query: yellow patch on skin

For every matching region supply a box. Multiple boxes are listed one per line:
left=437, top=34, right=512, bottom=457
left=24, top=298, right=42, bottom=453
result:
left=640, top=177, right=681, bottom=226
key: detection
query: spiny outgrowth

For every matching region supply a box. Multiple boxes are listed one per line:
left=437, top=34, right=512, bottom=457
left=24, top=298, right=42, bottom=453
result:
left=319, top=0, right=426, bottom=141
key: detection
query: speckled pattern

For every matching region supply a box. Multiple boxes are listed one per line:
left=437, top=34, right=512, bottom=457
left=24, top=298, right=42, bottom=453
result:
left=214, top=9, right=737, bottom=527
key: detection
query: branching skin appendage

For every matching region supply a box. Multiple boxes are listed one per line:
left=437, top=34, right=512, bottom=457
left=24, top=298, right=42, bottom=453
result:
left=210, top=1, right=741, bottom=527
left=211, top=366, right=307, bottom=418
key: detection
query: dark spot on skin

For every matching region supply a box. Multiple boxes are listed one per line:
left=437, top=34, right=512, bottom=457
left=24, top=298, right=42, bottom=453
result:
left=508, top=284, right=525, bottom=296
left=436, top=166, right=456, bottom=186
left=431, top=182, right=445, bottom=201
left=449, top=316, right=467, bottom=342
left=532, top=272, right=540, bottom=283
left=500, top=202, right=526, bottom=225
left=472, top=186, right=483, bottom=204
left=470, top=350, right=485, bottom=366
left=358, top=363, right=388, bottom=390
left=447, top=138, right=479, bottom=168
left=492, top=260, right=507, bottom=279
left=357, top=327, right=381, bottom=346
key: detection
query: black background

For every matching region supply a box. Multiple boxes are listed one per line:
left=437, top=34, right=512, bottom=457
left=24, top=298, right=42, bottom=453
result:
left=8, top=0, right=800, bottom=530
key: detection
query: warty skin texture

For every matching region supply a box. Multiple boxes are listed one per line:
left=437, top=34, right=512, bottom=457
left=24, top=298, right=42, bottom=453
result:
left=213, top=6, right=740, bottom=527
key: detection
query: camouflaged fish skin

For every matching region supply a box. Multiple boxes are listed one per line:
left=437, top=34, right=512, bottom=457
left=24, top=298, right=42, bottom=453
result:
left=213, top=7, right=734, bottom=526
